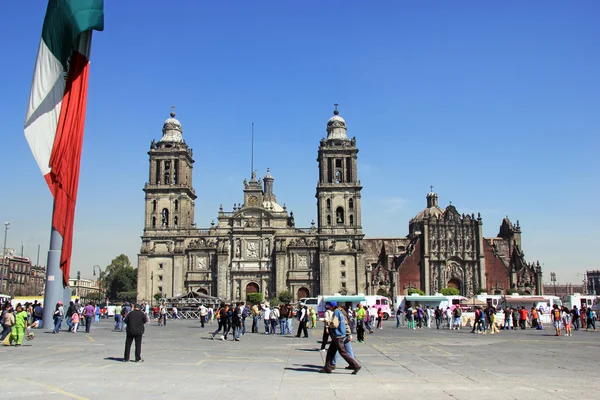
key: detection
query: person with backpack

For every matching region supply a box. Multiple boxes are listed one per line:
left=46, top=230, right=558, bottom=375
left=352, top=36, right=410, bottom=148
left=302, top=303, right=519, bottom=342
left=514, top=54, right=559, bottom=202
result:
left=296, top=305, right=309, bottom=338
left=571, top=306, right=580, bottom=331
left=453, top=306, right=462, bottom=330
left=240, top=302, right=248, bottom=334
left=561, top=306, right=572, bottom=336
left=586, top=307, right=596, bottom=332
left=552, top=304, right=562, bottom=336
left=434, top=306, right=442, bottom=329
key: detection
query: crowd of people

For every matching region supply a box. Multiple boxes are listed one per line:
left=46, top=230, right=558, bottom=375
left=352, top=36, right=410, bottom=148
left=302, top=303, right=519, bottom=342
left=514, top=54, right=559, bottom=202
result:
left=392, top=302, right=598, bottom=337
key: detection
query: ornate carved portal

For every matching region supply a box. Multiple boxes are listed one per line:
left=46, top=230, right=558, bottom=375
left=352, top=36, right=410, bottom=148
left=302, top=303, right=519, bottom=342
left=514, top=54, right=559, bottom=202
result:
left=430, top=260, right=477, bottom=297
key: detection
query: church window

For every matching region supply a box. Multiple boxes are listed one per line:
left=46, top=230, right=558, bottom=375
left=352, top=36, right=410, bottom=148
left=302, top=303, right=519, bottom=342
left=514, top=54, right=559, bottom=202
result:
left=341, top=271, right=346, bottom=279
left=341, top=282, right=346, bottom=289
left=161, top=208, right=169, bottom=227
left=155, top=160, right=160, bottom=184
left=340, top=260, right=346, bottom=267
left=336, top=207, right=345, bottom=225
left=158, top=275, right=163, bottom=282
left=326, top=215, right=331, bottom=226
left=349, top=199, right=354, bottom=211
left=326, top=199, right=331, bottom=211
left=173, top=160, right=179, bottom=184
left=174, top=200, right=179, bottom=211
left=152, top=200, right=157, bottom=212
left=158, top=286, right=163, bottom=293
left=174, top=216, right=178, bottom=228
left=158, top=263, right=164, bottom=270
left=164, top=161, right=171, bottom=184
left=335, top=170, right=342, bottom=183
left=152, top=217, right=156, bottom=228
left=327, top=158, right=333, bottom=183
left=346, top=158, right=352, bottom=182
left=349, top=215, right=354, bottom=226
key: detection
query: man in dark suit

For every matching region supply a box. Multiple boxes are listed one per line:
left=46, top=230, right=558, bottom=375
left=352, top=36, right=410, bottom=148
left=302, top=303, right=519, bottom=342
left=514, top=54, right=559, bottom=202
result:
left=123, top=304, right=148, bottom=362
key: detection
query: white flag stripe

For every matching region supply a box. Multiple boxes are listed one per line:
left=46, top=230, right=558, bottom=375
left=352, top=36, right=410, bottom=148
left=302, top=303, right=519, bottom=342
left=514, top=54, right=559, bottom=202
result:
left=24, top=39, right=65, bottom=176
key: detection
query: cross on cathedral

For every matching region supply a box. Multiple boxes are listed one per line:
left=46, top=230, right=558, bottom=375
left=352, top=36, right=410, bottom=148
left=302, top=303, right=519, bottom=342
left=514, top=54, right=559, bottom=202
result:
left=170, top=105, right=176, bottom=117
left=430, top=185, right=434, bottom=192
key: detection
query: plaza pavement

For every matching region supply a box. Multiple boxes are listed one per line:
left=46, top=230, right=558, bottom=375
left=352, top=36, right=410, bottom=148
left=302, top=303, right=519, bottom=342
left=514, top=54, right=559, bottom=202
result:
left=0, top=318, right=599, bottom=400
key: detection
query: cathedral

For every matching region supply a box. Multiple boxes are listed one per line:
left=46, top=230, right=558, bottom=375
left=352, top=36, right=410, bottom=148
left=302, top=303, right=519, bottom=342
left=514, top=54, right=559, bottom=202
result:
left=137, top=107, right=366, bottom=303
left=137, top=107, right=543, bottom=304
left=362, top=191, right=543, bottom=298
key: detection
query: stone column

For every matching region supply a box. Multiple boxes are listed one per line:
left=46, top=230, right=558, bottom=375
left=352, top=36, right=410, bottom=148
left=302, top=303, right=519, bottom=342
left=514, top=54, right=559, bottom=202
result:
left=477, top=221, right=486, bottom=291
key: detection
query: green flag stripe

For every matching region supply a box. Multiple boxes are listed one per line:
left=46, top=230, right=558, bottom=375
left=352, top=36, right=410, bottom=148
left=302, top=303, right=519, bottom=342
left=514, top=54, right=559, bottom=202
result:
left=41, top=0, right=104, bottom=68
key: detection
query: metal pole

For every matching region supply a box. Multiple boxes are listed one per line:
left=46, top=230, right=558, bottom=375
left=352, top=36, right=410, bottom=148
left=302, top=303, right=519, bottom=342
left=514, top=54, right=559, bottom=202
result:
left=42, top=225, right=65, bottom=329
left=1, top=222, right=9, bottom=294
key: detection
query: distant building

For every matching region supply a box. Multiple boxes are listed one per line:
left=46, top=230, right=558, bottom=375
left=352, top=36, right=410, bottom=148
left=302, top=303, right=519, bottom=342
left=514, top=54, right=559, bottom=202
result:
left=0, top=249, right=45, bottom=296
left=542, top=283, right=586, bottom=298
left=586, top=270, right=600, bottom=295
left=69, top=272, right=100, bottom=298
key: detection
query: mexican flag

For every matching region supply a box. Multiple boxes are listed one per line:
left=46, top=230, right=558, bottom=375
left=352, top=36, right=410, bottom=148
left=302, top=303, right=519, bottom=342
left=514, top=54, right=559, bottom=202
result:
left=24, top=0, right=104, bottom=286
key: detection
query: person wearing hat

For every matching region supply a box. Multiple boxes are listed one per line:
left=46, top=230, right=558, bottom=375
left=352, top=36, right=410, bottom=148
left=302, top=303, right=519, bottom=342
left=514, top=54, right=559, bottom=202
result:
left=52, top=301, right=64, bottom=334
left=320, top=301, right=361, bottom=375
left=123, top=304, right=148, bottom=362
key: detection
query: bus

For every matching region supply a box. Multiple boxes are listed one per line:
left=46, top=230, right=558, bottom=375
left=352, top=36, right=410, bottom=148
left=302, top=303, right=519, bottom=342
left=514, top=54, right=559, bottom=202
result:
left=317, top=295, right=366, bottom=318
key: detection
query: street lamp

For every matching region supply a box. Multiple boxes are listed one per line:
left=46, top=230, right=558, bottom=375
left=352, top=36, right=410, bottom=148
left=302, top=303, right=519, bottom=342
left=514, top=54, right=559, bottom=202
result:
left=1, top=222, right=9, bottom=294
left=577, top=273, right=587, bottom=294
left=550, top=272, right=557, bottom=296
left=92, top=264, right=102, bottom=303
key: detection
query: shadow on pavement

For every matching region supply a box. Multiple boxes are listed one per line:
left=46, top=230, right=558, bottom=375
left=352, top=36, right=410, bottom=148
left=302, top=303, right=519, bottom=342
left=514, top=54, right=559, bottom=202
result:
left=284, top=364, right=322, bottom=373
left=104, top=357, right=126, bottom=362
left=296, top=348, right=321, bottom=352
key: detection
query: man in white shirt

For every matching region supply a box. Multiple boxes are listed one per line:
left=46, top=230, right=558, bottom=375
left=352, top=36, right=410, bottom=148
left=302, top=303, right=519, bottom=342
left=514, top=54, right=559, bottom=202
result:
left=198, top=304, right=208, bottom=328
left=261, top=304, right=271, bottom=334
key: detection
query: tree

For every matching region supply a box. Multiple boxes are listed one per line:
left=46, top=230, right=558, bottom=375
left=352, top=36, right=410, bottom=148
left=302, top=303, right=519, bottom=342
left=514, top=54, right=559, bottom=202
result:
left=377, top=288, right=391, bottom=297
left=154, top=293, right=162, bottom=303
left=278, top=290, right=292, bottom=304
left=407, top=288, right=425, bottom=295
left=269, top=297, right=280, bottom=307
left=102, top=254, right=137, bottom=300
left=247, top=293, right=263, bottom=304
left=440, top=287, right=460, bottom=296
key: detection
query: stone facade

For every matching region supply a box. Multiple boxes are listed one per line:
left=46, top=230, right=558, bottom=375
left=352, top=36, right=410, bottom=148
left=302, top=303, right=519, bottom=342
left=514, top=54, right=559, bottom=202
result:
left=362, top=192, right=543, bottom=297
left=137, top=107, right=365, bottom=303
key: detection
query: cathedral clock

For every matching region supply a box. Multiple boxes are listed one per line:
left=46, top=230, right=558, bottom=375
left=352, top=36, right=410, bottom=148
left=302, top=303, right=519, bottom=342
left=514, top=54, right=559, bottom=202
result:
left=248, top=196, right=258, bottom=207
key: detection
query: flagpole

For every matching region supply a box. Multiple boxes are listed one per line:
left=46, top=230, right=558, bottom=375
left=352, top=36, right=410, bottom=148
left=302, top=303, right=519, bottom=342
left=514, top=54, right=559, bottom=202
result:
left=42, top=206, right=64, bottom=329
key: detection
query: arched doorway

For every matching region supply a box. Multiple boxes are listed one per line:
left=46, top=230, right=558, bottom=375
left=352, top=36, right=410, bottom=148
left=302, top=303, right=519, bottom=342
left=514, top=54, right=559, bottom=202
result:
left=297, top=287, right=309, bottom=300
left=246, top=282, right=260, bottom=294
left=197, top=288, right=208, bottom=295
left=447, top=278, right=461, bottom=294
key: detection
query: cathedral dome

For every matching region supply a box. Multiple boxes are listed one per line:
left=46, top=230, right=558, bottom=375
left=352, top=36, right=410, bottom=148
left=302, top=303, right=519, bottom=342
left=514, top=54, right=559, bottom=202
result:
left=326, top=106, right=348, bottom=140
left=412, top=191, right=444, bottom=222
left=160, top=110, right=183, bottom=143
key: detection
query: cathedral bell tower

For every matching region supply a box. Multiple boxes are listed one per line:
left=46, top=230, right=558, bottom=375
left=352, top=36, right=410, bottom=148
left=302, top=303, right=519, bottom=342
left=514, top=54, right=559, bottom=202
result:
left=144, top=109, right=196, bottom=232
left=316, top=105, right=365, bottom=295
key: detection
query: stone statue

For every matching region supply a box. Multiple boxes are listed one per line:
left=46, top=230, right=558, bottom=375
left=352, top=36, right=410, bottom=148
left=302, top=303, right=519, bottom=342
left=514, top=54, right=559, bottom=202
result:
left=235, top=239, right=241, bottom=258
left=264, top=239, right=270, bottom=257
left=150, top=139, right=157, bottom=149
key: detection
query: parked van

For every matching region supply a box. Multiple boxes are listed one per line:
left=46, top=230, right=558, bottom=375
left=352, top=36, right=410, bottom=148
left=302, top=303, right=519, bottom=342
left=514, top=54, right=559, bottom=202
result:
left=299, top=297, right=318, bottom=308
left=364, top=295, right=393, bottom=320
left=317, top=295, right=366, bottom=317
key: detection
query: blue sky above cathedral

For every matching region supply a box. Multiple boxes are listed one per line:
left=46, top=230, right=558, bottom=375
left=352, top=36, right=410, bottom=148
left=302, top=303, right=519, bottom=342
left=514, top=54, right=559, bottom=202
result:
left=0, top=1, right=597, bottom=284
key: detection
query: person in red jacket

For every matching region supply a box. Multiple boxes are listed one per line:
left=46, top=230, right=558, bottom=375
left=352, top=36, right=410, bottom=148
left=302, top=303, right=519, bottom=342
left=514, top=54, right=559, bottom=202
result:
left=518, top=307, right=528, bottom=330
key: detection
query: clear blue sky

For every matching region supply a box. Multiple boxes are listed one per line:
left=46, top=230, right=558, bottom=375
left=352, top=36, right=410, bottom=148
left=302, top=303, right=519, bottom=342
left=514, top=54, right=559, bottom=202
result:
left=0, top=1, right=598, bottom=286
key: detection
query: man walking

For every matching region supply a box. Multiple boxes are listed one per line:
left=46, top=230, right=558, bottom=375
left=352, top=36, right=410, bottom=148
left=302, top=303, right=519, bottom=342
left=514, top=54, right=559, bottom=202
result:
left=319, top=301, right=361, bottom=375
left=296, top=305, right=309, bottom=338
left=123, top=304, right=148, bottom=362
left=83, top=302, right=95, bottom=333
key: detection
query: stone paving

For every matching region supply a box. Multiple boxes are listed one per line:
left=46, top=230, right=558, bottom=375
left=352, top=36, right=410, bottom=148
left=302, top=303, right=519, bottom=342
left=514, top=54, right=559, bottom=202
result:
left=0, top=318, right=599, bottom=399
